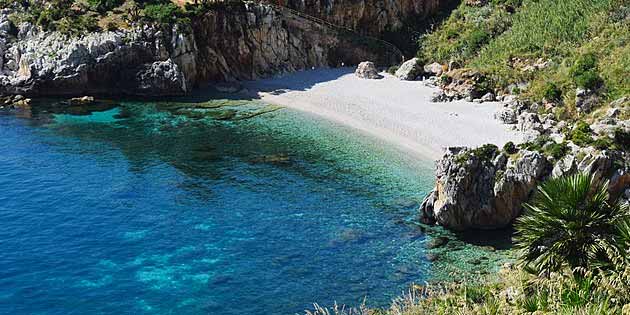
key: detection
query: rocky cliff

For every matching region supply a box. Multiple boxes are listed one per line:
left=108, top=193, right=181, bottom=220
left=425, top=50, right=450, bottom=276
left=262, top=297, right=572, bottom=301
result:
left=281, top=0, right=448, bottom=35
left=0, top=9, right=197, bottom=97
left=420, top=145, right=629, bottom=230
left=0, top=1, right=425, bottom=97
left=190, top=2, right=395, bottom=83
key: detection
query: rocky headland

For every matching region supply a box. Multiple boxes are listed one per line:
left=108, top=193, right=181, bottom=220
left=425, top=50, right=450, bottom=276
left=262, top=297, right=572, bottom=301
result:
left=416, top=62, right=630, bottom=230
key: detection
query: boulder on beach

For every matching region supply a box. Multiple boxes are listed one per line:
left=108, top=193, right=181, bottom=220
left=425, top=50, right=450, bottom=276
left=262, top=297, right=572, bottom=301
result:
left=355, top=61, right=381, bottom=79
left=423, top=62, right=444, bottom=77
left=395, top=58, right=423, bottom=80
left=68, top=96, right=95, bottom=106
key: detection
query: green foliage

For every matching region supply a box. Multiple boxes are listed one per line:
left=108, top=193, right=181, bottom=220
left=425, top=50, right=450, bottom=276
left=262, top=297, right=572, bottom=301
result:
left=570, top=53, right=603, bottom=89
left=419, top=0, right=628, bottom=105
left=521, top=135, right=569, bottom=159
left=569, top=121, right=594, bottom=147
left=463, top=285, right=488, bottom=304
left=574, top=70, right=602, bottom=90
left=56, top=14, right=100, bottom=35
left=542, top=82, right=562, bottom=101
left=502, top=141, right=518, bottom=154
left=456, top=144, right=499, bottom=165
left=545, top=142, right=569, bottom=159
left=142, top=3, right=184, bottom=25
left=515, top=173, right=630, bottom=274
left=613, top=128, right=630, bottom=151
left=418, top=1, right=515, bottom=65
left=570, top=53, right=598, bottom=77
left=11, top=0, right=103, bottom=34
left=87, top=0, right=125, bottom=12
left=0, top=0, right=13, bottom=9
left=387, top=65, right=399, bottom=75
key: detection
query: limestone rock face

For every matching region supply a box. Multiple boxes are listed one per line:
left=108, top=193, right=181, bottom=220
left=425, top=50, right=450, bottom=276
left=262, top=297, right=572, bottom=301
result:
left=421, top=147, right=549, bottom=230
left=0, top=23, right=197, bottom=96
left=134, top=59, right=188, bottom=96
left=355, top=61, right=381, bottom=79
left=282, top=0, right=448, bottom=36
left=492, top=151, right=549, bottom=226
left=1, top=1, right=431, bottom=96
left=395, top=58, right=423, bottom=80
left=421, top=144, right=630, bottom=230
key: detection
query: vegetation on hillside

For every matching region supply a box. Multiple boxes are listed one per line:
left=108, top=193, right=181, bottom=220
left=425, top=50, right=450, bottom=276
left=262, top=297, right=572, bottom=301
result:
left=418, top=0, right=629, bottom=116
left=308, top=173, right=630, bottom=315
left=0, top=0, right=239, bottom=35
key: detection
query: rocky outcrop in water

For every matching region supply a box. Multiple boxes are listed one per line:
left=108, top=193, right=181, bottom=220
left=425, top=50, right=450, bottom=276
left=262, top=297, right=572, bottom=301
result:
left=420, top=146, right=550, bottom=230
left=421, top=143, right=630, bottom=230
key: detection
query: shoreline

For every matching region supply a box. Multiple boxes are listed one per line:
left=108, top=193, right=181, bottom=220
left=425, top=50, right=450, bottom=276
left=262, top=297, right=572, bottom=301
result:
left=243, top=68, right=523, bottom=161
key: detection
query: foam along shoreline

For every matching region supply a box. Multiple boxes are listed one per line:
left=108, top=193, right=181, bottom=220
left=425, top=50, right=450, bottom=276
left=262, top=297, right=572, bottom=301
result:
left=243, top=68, right=523, bottom=160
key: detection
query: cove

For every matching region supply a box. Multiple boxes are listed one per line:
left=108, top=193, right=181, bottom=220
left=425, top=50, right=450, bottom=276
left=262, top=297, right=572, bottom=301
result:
left=0, top=100, right=438, bottom=314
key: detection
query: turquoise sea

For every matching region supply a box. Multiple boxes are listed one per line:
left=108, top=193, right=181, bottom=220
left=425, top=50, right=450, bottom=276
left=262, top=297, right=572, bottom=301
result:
left=0, top=98, right=508, bottom=314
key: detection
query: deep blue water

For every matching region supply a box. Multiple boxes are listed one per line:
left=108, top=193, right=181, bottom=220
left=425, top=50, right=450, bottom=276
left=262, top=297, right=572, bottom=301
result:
left=0, top=101, right=437, bottom=314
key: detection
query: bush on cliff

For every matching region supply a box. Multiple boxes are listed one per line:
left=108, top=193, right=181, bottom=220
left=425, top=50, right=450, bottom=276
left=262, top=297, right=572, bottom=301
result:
left=87, top=0, right=125, bottom=12
left=142, top=2, right=185, bottom=24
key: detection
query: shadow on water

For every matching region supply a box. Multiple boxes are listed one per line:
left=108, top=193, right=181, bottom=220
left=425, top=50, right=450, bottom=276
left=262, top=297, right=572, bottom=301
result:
left=454, top=226, right=515, bottom=250
left=5, top=91, right=425, bottom=206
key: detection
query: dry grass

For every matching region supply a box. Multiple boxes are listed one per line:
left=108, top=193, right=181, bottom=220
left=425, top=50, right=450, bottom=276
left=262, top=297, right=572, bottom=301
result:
left=307, top=263, right=630, bottom=315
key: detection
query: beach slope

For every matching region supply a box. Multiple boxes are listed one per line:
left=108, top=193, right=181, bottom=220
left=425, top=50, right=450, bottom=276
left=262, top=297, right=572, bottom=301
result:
left=245, top=68, right=522, bottom=159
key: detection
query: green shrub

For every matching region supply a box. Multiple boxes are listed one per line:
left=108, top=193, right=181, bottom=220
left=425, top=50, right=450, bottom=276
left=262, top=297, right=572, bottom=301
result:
left=455, top=144, right=499, bottom=165
left=56, top=15, right=100, bottom=35
left=592, top=136, right=616, bottom=150
left=613, top=128, right=630, bottom=150
left=542, top=82, right=562, bottom=101
left=503, top=141, right=518, bottom=154
left=87, top=0, right=125, bottom=12
left=570, top=53, right=603, bottom=89
left=569, top=121, right=594, bottom=146
left=520, top=135, right=552, bottom=152
left=571, top=53, right=598, bottom=76
left=516, top=173, right=630, bottom=274
left=466, top=29, right=491, bottom=51
left=387, top=65, right=399, bottom=75
left=143, top=3, right=183, bottom=25
left=574, top=70, right=602, bottom=90
left=545, top=142, right=569, bottom=159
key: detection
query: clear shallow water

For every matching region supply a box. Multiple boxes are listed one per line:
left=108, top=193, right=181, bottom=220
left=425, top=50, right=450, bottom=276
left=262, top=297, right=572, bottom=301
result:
left=0, top=100, right=438, bottom=314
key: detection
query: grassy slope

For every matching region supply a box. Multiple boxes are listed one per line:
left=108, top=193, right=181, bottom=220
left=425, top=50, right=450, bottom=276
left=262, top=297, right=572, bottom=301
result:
left=418, top=0, right=629, bottom=108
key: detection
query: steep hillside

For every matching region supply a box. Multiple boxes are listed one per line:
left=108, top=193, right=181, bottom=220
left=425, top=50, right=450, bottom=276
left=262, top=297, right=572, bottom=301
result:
left=419, top=0, right=629, bottom=110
